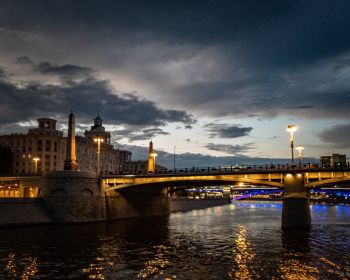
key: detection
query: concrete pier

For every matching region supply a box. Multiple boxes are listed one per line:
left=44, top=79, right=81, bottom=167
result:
left=282, top=173, right=311, bottom=229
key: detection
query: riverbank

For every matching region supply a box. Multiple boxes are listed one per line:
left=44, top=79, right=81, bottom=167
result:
left=170, top=197, right=230, bottom=212
left=235, top=197, right=350, bottom=205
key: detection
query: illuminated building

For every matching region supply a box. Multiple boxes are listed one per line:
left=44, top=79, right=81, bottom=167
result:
left=0, top=118, right=66, bottom=175
left=0, top=114, right=132, bottom=176
left=320, top=154, right=347, bottom=168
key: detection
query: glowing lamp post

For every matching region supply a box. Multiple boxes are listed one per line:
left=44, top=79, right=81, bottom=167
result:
left=295, top=145, right=304, bottom=168
left=33, top=157, right=40, bottom=175
left=286, top=124, right=298, bottom=165
left=94, top=137, right=104, bottom=174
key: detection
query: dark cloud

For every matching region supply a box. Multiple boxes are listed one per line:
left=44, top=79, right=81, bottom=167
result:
left=112, top=127, right=169, bottom=142
left=16, top=57, right=94, bottom=78
left=0, top=69, right=5, bottom=78
left=319, top=123, right=350, bottom=149
left=284, top=105, right=314, bottom=110
left=205, top=143, right=255, bottom=156
left=333, top=58, right=350, bottom=71
left=204, top=123, right=253, bottom=138
left=0, top=59, right=196, bottom=128
left=0, top=1, right=350, bottom=122
left=35, top=62, right=93, bottom=78
left=15, top=56, right=34, bottom=66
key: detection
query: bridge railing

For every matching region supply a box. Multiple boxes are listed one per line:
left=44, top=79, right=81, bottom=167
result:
left=119, top=162, right=350, bottom=176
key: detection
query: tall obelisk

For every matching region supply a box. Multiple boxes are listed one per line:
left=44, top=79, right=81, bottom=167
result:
left=147, top=141, right=155, bottom=173
left=64, top=111, right=78, bottom=171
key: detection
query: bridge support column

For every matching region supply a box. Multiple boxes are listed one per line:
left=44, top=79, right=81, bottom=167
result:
left=282, top=173, right=311, bottom=229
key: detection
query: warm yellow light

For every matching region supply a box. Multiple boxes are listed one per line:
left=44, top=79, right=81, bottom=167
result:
left=150, top=152, right=157, bottom=158
left=94, top=137, right=104, bottom=143
left=32, top=157, right=40, bottom=162
left=295, top=145, right=304, bottom=152
left=238, top=182, right=244, bottom=187
left=286, top=124, right=298, bottom=133
left=286, top=173, right=292, bottom=177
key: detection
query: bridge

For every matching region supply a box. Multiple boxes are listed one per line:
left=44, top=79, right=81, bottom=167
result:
left=1, top=166, right=350, bottom=229
left=101, top=166, right=350, bottom=191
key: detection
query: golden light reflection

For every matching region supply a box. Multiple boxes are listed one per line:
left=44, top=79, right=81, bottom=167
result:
left=21, top=257, right=38, bottom=280
left=6, top=253, right=16, bottom=277
left=81, top=256, right=115, bottom=279
left=5, top=253, right=38, bottom=279
left=229, top=225, right=255, bottom=279
left=319, top=257, right=347, bottom=279
left=277, top=256, right=319, bottom=280
left=137, top=245, right=173, bottom=279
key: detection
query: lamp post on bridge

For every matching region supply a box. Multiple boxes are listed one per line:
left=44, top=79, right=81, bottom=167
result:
left=295, top=145, right=304, bottom=168
left=286, top=124, right=298, bottom=165
left=94, top=137, right=104, bottom=174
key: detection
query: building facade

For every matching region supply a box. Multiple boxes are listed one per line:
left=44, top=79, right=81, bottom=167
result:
left=122, top=160, right=167, bottom=174
left=320, top=154, right=347, bottom=168
left=0, top=115, right=132, bottom=176
left=0, top=118, right=66, bottom=175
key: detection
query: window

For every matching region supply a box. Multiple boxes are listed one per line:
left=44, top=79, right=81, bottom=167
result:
left=54, top=141, right=57, bottom=152
left=37, top=140, right=42, bottom=151
left=45, top=140, right=51, bottom=152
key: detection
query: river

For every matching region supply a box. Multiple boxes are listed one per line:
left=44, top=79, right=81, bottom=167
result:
left=0, top=201, right=349, bottom=279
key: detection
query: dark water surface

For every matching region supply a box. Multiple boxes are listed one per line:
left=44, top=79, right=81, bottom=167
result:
left=0, top=201, right=350, bottom=279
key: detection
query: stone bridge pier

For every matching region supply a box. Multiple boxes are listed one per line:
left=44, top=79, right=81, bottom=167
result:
left=39, top=171, right=170, bottom=223
left=40, top=171, right=106, bottom=223
left=282, top=173, right=311, bottom=229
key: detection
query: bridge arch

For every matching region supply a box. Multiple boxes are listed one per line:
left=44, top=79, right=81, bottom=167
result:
left=51, top=188, right=68, bottom=196
left=306, top=176, right=350, bottom=188
left=104, top=177, right=283, bottom=192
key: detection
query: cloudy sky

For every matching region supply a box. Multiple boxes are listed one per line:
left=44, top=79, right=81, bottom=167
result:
left=0, top=0, right=350, bottom=166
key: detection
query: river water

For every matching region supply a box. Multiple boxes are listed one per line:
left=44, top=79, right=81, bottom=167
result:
left=0, top=201, right=349, bottom=279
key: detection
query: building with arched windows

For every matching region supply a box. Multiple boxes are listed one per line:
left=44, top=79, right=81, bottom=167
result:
left=0, top=115, right=132, bottom=176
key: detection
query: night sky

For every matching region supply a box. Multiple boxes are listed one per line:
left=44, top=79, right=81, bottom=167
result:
left=0, top=0, right=349, bottom=167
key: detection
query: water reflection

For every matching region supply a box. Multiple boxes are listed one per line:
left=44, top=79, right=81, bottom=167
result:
left=138, top=245, right=171, bottom=278
left=229, top=225, right=255, bottom=279
left=4, top=253, right=38, bottom=279
left=0, top=204, right=349, bottom=279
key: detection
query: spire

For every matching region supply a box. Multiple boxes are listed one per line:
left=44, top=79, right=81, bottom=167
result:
left=94, top=111, right=103, bottom=127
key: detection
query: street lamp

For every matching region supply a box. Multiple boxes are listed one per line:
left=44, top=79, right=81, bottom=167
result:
left=295, top=145, right=304, bottom=168
left=286, top=124, right=298, bottom=165
left=150, top=152, right=157, bottom=173
left=33, top=157, right=40, bottom=175
left=94, top=137, right=104, bottom=174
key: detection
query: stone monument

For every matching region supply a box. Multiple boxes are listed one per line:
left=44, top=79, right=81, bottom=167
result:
left=64, top=111, right=78, bottom=171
